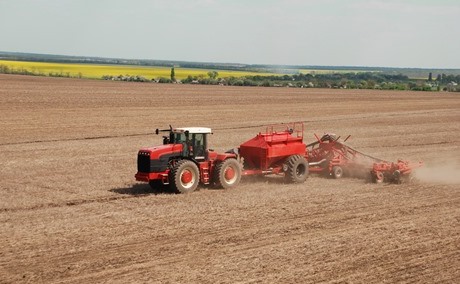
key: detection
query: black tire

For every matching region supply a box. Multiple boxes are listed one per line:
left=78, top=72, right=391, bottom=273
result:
left=332, top=166, right=343, bottom=179
left=214, top=158, right=241, bottom=189
left=284, top=155, right=309, bottom=183
left=169, top=160, right=199, bottom=194
left=392, top=170, right=402, bottom=184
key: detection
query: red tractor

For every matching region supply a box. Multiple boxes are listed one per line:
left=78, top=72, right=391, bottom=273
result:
left=135, top=126, right=241, bottom=193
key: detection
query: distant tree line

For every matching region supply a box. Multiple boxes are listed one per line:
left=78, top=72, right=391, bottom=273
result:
left=123, top=70, right=459, bottom=92
left=0, top=64, right=38, bottom=76
left=167, top=71, right=460, bottom=92
left=0, top=64, right=82, bottom=78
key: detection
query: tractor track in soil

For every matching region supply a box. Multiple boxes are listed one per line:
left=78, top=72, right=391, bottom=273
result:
left=0, top=194, right=150, bottom=213
left=1, top=75, right=459, bottom=283
left=1, top=135, right=457, bottom=149
left=365, top=140, right=460, bottom=148
left=0, top=133, right=151, bottom=147
left=0, top=108, right=458, bottom=147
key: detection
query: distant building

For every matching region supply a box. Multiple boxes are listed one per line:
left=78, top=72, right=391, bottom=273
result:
left=447, top=81, right=458, bottom=92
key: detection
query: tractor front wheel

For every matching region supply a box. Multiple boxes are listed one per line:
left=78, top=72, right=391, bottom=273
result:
left=215, top=158, right=242, bottom=189
left=169, top=160, right=199, bottom=194
left=332, top=166, right=343, bottom=179
left=284, top=155, right=309, bottom=183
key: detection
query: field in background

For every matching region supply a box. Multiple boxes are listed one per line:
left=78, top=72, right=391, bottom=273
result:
left=299, top=68, right=368, bottom=74
left=2, top=51, right=460, bottom=81
left=2, top=59, right=457, bottom=82
left=0, top=60, right=279, bottom=80
left=0, top=74, right=459, bottom=283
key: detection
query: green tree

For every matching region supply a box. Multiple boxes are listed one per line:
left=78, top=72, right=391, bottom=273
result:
left=207, top=71, right=218, bottom=79
left=367, top=80, right=376, bottom=89
left=170, top=67, right=176, bottom=82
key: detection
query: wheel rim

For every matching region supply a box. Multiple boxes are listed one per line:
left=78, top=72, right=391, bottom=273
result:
left=224, top=166, right=237, bottom=184
left=296, top=164, right=306, bottom=177
left=376, top=172, right=384, bottom=183
left=180, top=169, right=195, bottom=188
left=335, top=167, right=343, bottom=177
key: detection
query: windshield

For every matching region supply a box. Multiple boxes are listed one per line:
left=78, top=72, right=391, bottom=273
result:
left=172, top=132, right=187, bottom=144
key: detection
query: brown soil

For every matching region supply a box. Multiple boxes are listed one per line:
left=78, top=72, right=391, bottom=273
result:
left=1, top=74, right=459, bottom=283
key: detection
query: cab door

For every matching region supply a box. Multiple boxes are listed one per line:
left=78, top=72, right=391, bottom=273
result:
left=190, top=133, right=207, bottom=161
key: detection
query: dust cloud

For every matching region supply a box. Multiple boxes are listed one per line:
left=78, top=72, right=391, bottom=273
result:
left=414, top=161, right=460, bottom=185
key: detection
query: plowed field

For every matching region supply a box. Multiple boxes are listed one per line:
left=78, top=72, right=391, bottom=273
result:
left=1, top=74, right=459, bottom=283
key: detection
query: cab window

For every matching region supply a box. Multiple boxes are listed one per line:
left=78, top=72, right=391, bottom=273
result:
left=172, top=133, right=187, bottom=144
left=192, top=133, right=205, bottom=157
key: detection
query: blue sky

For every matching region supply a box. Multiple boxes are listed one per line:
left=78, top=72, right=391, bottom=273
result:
left=0, top=0, right=459, bottom=68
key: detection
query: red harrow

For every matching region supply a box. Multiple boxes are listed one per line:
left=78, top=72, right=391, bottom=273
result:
left=371, top=160, right=424, bottom=184
left=306, top=133, right=423, bottom=184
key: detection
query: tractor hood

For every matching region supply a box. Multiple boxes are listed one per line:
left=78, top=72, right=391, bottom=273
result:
left=139, top=143, right=184, bottom=160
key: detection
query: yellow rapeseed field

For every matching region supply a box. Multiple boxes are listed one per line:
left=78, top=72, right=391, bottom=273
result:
left=0, top=60, right=277, bottom=80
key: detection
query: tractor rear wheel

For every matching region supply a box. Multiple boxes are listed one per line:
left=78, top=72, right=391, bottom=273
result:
left=169, top=160, right=199, bottom=194
left=332, top=166, right=343, bottom=179
left=215, top=158, right=241, bottom=189
left=284, top=155, right=309, bottom=183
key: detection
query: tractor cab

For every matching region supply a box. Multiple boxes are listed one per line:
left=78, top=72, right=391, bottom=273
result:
left=157, top=127, right=211, bottom=161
